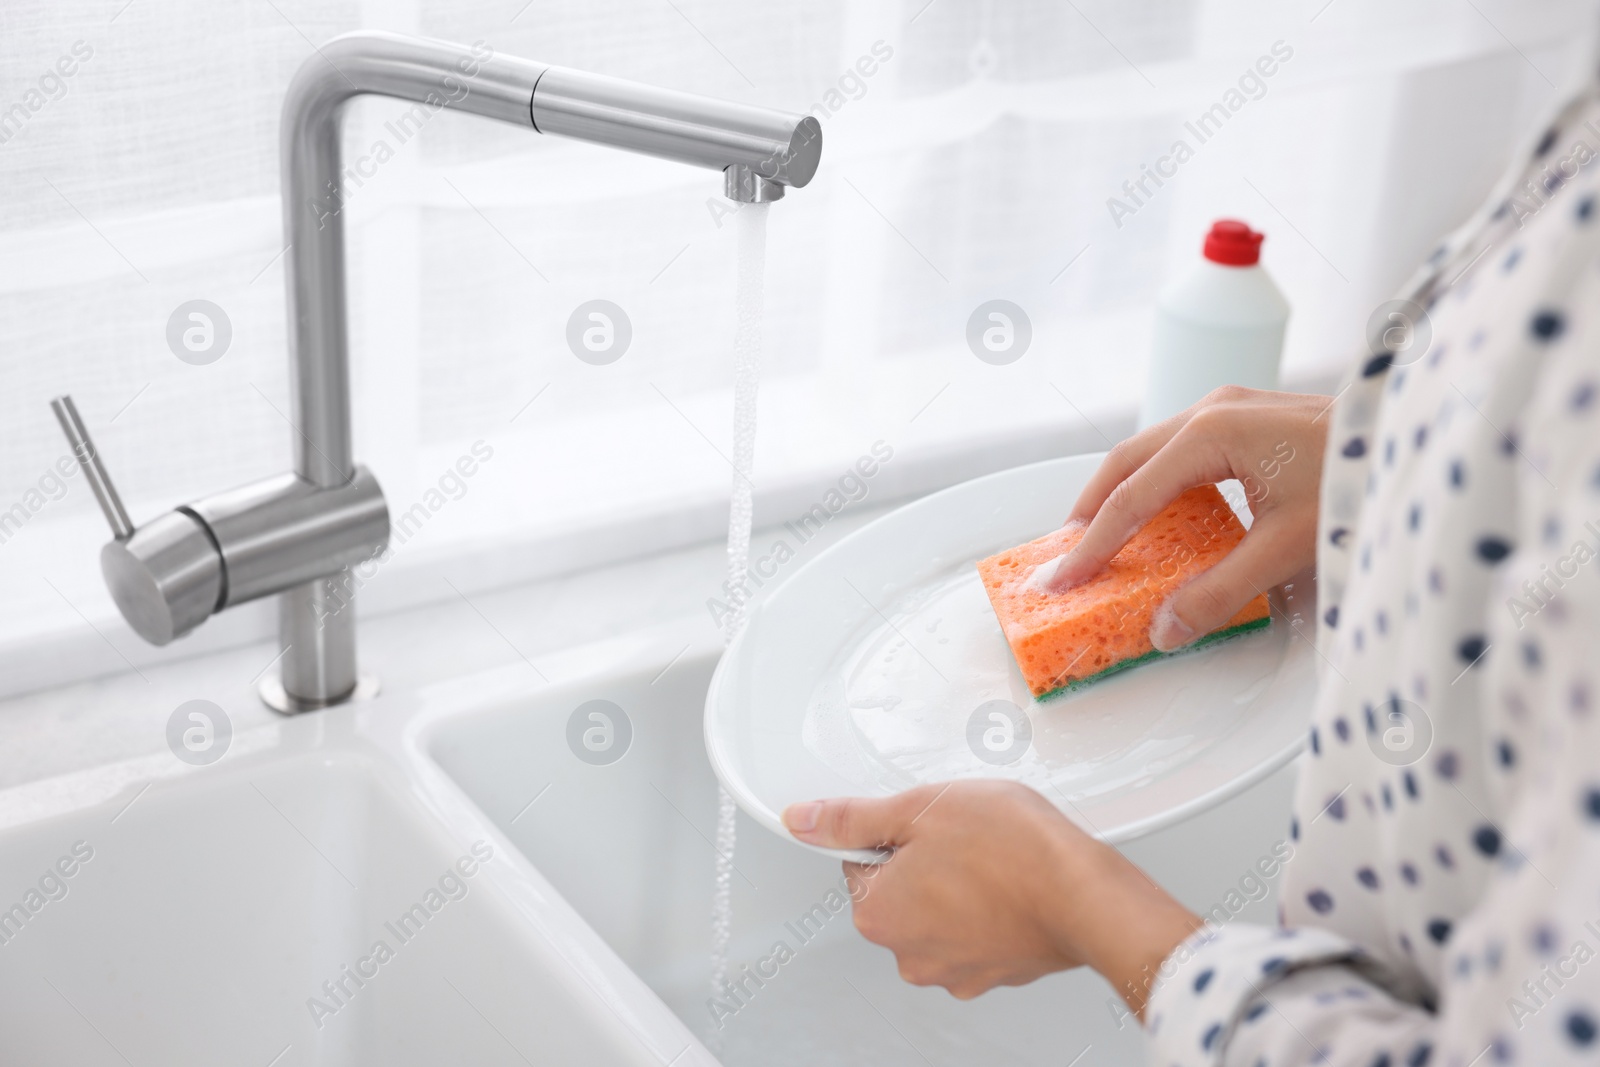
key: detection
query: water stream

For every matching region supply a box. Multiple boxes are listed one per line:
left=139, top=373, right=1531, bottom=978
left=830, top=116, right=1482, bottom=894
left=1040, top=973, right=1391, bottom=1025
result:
left=709, top=200, right=769, bottom=1043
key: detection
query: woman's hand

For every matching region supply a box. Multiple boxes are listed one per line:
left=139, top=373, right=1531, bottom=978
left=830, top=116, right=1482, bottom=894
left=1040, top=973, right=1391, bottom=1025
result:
left=1045, top=386, right=1330, bottom=650
left=782, top=782, right=1202, bottom=1013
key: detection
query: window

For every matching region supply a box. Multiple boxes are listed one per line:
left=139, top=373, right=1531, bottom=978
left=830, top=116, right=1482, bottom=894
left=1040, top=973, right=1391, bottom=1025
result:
left=0, top=0, right=1592, bottom=695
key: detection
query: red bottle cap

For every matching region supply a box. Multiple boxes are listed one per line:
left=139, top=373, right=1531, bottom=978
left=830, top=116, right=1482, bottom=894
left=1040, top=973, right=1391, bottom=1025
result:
left=1203, top=219, right=1264, bottom=266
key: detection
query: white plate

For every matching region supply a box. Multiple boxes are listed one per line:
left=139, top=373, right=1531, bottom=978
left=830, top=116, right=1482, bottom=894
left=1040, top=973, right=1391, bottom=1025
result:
left=705, top=454, right=1316, bottom=863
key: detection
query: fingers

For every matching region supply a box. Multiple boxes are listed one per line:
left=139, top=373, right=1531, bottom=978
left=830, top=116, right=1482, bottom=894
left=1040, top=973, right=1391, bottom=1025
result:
left=1148, top=514, right=1306, bottom=651
left=1065, top=386, right=1271, bottom=524
left=1066, top=413, right=1188, bottom=525
left=1047, top=422, right=1231, bottom=590
left=782, top=791, right=923, bottom=850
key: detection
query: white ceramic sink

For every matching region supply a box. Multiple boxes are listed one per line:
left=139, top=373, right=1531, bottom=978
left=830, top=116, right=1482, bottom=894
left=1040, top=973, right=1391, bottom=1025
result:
left=426, top=626, right=1300, bottom=1067
left=0, top=618, right=1297, bottom=1067
left=0, top=691, right=714, bottom=1066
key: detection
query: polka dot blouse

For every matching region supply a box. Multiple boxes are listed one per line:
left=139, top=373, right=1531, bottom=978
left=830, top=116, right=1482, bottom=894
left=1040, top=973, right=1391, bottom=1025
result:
left=1146, top=85, right=1600, bottom=1065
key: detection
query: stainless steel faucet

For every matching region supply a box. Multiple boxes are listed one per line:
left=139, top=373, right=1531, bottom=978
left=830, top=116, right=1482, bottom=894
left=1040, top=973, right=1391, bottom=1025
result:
left=53, top=31, right=821, bottom=712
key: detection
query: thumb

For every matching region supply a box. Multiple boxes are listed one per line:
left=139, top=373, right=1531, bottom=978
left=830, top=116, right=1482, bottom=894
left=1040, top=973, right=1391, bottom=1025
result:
left=782, top=794, right=912, bottom=850
left=1149, top=525, right=1294, bottom=652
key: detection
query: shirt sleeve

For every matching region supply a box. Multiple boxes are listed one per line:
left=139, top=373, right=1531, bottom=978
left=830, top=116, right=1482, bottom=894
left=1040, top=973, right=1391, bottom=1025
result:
left=1146, top=253, right=1600, bottom=1067
left=1144, top=922, right=1439, bottom=1066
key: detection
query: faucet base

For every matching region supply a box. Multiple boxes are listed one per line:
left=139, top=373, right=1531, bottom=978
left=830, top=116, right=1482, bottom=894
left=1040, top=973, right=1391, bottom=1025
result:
left=259, top=672, right=380, bottom=715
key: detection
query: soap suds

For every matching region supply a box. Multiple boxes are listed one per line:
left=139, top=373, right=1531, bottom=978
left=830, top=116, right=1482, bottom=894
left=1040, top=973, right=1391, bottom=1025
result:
left=1023, top=521, right=1088, bottom=594
left=1024, top=555, right=1066, bottom=594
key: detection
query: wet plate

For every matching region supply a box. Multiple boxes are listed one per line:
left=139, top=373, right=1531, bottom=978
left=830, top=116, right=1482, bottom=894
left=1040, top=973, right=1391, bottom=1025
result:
left=705, top=453, right=1316, bottom=864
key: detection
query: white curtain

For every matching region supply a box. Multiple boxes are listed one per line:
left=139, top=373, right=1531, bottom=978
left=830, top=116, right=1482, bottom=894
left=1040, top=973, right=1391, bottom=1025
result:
left=0, top=0, right=1594, bottom=694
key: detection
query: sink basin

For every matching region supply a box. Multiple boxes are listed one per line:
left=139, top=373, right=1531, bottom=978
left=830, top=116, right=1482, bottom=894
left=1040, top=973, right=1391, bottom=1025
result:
left=0, top=618, right=1295, bottom=1067
left=427, top=625, right=1299, bottom=1066
left=0, top=703, right=713, bottom=1066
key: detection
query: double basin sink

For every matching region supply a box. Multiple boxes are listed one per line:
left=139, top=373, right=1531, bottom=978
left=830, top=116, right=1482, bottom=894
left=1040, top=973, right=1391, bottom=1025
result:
left=0, top=621, right=1294, bottom=1066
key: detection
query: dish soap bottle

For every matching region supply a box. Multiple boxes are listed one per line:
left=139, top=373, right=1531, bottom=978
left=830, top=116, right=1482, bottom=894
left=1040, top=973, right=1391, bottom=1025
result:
left=1138, top=219, right=1289, bottom=429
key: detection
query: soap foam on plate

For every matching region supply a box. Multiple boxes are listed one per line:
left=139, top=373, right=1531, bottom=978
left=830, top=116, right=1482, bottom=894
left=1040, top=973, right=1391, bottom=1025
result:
left=798, top=558, right=1287, bottom=809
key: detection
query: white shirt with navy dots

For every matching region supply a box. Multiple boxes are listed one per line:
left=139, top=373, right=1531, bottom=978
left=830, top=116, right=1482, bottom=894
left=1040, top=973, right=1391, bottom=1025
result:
left=1146, top=81, right=1600, bottom=1066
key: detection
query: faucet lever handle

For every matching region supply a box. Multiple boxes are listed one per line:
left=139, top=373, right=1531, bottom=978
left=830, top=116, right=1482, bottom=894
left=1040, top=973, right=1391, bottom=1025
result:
left=50, top=395, right=136, bottom=540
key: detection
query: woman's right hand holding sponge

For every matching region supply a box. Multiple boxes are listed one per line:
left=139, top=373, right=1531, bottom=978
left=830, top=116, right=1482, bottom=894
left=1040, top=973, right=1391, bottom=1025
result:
left=1043, top=386, right=1330, bottom=650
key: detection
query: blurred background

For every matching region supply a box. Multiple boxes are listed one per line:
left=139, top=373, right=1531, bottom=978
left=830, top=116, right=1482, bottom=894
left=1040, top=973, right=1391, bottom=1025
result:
left=1, top=0, right=1596, bottom=696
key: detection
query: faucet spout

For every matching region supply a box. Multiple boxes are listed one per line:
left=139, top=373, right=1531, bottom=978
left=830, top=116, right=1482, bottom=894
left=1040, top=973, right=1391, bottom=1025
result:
left=267, top=31, right=819, bottom=710
left=530, top=66, right=821, bottom=188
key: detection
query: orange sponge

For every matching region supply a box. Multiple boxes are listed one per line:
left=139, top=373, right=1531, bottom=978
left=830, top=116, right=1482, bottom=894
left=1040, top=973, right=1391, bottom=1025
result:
left=976, top=484, right=1270, bottom=698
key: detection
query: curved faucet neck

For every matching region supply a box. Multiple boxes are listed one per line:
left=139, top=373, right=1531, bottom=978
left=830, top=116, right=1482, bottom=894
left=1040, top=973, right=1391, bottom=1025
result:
left=269, top=30, right=819, bottom=710
left=279, top=32, right=547, bottom=489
